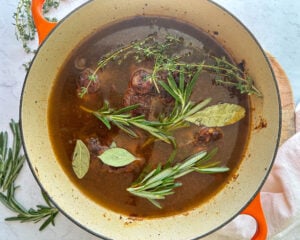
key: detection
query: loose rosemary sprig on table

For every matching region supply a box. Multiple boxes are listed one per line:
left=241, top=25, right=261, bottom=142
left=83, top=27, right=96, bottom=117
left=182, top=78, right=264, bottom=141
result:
left=0, top=120, right=59, bottom=231
left=127, top=148, right=229, bottom=208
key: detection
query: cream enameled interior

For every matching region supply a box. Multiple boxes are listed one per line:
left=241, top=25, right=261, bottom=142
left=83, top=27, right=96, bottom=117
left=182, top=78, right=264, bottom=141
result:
left=21, top=0, right=280, bottom=239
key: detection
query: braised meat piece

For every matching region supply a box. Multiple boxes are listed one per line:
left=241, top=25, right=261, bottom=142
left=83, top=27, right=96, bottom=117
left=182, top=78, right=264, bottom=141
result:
left=158, top=86, right=174, bottom=105
left=194, top=127, right=223, bottom=145
left=129, top=68, right=154, bottom=94
left=123, top=68, right=155, bottom=118
left=123, top=87, right=152, bottom=117
left=123, top=68, right=174, bottom=120
left=86, top=137, right=109, bottom=155
left=76, top=68, right=101, bottom=94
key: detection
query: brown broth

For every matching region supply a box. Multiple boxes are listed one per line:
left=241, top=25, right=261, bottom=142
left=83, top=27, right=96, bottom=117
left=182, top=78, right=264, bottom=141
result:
left=48, top=16, right=250, bottom=218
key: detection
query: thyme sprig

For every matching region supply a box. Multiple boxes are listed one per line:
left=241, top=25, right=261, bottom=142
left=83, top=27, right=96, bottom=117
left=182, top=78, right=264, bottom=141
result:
left=13, top=0, right=60, bottom=55
left=80, top=34, right=181, bottom=95
left=133, top=34, right=183, bottom=92
left=0, top=120, right=59, bottom=231
left=80, top=34, right=262, bottom=97
left=81, top=101, right=175, bottom=145
left=210, top=56, right=262, bottom=96
left=127, top=148, right=229, bottom=208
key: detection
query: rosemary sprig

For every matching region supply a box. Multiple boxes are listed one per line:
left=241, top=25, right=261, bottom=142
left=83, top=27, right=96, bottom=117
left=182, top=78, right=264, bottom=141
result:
left=127, top=148, right=229, bottom=208
left=81, top=101, right=175, bottom=145
left=158, top=66, right=212, bottom=131
left=0, top=120, right=59, bottom=231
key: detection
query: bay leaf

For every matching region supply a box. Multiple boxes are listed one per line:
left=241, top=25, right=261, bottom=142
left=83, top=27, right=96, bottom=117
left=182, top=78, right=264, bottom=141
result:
left=98, top=148, right=136, bottom=167
left=186, top=103, right=245, bottom=127
left=72, top=139, right=90, bottom=179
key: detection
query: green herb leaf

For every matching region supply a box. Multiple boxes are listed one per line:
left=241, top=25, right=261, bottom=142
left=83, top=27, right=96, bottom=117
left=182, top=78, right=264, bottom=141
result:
left=72, top=140, right=90, bottom=179
left=184, top=65, right=202, bottom=101
left=186, top=103, right=246, bottom=127
left=98, top=148, right=137, bottom=167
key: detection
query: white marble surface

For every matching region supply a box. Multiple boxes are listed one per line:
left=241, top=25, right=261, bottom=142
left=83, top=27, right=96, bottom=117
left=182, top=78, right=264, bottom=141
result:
left=0, top=0, right=299, bottom=239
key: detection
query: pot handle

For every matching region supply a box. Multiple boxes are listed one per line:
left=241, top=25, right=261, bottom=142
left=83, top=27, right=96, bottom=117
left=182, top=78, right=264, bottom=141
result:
left=31, top=0, right=57, bottom=44
left=241, top=192, right=267, bottom=240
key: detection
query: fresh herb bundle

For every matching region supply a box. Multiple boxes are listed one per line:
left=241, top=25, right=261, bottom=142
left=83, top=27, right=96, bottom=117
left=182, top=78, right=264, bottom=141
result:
left=81, top=68, right=245, bottom=147
left=76, top=36, right=248, bottom=207
left=73, top=33, right=257, bottom=208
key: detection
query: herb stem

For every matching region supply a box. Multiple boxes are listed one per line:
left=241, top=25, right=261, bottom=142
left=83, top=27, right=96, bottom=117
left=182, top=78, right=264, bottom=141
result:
left=93, top=45, right=134, bottom=75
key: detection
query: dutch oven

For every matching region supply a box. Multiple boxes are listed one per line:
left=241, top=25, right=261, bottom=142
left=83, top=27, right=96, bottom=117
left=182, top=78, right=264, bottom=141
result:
left=20, top=0, right=281, bottom=239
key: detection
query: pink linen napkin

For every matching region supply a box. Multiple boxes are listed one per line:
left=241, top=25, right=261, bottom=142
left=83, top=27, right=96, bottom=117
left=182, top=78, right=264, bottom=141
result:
left=260, top=104, right=300, bottom=238
left=207, top=105, right=300, bottom=239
